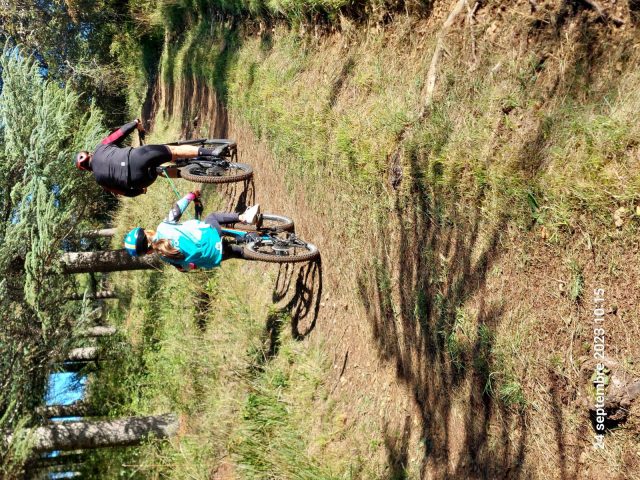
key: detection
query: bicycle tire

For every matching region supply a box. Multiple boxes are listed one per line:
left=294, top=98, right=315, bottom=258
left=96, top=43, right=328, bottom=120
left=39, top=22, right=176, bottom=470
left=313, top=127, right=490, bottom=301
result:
left=243, top=236, right=319, bottom=263
left=233, top=213, right=295, bottom=233
left=180, top=162, right=253, bottom=184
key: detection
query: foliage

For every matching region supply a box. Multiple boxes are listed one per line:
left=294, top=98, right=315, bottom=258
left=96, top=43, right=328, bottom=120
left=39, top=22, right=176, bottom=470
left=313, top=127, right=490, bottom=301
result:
left=0, top=0, right=152, bottom=124
left=0, top=46, right=104, bottom=472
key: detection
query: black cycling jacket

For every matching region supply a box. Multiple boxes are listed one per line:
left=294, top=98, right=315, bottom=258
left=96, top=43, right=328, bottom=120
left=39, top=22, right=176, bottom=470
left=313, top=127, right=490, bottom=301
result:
left=91, top=120, right=145, bottom=197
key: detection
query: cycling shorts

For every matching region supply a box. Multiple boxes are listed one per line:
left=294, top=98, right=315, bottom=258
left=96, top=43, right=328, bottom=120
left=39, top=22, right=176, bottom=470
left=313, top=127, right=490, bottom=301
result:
left=128, top=145, right=172, bottom=189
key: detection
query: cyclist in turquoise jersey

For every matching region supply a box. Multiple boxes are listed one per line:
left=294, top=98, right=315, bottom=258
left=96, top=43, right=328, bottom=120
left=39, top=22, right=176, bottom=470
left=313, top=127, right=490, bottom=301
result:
left=124, top=191, right=259, bottom=271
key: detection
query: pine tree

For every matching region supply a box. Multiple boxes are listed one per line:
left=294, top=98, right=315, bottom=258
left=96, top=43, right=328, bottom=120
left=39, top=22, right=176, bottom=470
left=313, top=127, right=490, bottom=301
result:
left=0, top=1, right=138, bottom=121
left=0, top=45, right=106, bottom=475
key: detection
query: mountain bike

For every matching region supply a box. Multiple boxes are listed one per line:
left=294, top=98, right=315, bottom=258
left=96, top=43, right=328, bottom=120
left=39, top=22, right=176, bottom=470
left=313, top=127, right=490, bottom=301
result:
left=223, top=214, right=319, bottom=263
left=155, top=139, right=253, bottom=184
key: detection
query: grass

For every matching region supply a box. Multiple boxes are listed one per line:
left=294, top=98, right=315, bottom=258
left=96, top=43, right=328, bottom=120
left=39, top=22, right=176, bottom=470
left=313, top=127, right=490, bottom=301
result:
left=230, top=340, right=337, bottom=479
left=84, top=245, right=350, bottom=477
left=442, top=307, right=473, bottom=372
left=568, top=260, right=585, bottom=303
left=100, top=4, right=640, bottom=477
left=79, top=118, right=370, bottom=477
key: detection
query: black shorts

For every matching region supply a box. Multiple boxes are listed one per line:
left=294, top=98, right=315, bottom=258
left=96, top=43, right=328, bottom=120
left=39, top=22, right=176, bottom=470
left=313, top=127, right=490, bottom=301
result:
left=128, top=145, right=172, bottom=189
left=204, top=212, right=240, bottom=235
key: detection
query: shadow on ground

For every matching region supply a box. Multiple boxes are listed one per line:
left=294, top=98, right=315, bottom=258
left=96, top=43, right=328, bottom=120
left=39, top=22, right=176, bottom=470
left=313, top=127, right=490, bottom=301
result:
left=262, top=259, right=323, bottom=360
left=273, top=258, right=323, bottom=340
left=356, top=9, right=621, bottom=478
left=243, top=259, right=322, bottom=369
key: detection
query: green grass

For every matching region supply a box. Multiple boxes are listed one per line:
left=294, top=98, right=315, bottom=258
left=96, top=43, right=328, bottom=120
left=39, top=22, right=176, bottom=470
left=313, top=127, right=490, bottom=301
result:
left=443, top=307, right=474, bottom=372
left=568, top=260, right=585, bottom=303
left=80, top=119, right=368, bottom=476
left=230, top=339, right=338, bottom=479
left=84, top=252, right=350, bottom=477
left=105, top=6, right=640, bottom=477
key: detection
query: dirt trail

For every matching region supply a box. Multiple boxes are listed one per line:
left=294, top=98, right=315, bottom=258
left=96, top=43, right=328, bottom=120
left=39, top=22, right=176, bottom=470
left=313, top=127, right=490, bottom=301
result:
left=147, top=16, right=640, bottom=475
left=224, top=117, right=640, bottom=478
left=227, top=114, right=426, bottom=471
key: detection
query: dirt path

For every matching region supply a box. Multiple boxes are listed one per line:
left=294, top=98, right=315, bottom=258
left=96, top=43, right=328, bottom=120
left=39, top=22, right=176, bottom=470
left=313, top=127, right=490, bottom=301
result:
left=225, top=115, right=640, bottom=478
left=230, top=117, right=415, bottom=397
left=148, top=22, right=640, bottom=473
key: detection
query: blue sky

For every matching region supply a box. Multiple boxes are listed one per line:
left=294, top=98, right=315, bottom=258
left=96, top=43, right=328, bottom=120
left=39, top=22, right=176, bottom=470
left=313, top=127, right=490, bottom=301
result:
left=45, top=372, right=86, bottom=405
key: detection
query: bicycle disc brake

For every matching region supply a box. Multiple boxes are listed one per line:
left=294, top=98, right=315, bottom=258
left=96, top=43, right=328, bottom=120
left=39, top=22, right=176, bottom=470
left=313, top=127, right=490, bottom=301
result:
left=195, top=159, right=229, bottom=176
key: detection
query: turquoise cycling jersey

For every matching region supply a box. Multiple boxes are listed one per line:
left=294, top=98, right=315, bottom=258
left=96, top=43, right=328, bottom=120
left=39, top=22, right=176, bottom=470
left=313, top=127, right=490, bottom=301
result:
left=153, top=193, right=223, bottom=270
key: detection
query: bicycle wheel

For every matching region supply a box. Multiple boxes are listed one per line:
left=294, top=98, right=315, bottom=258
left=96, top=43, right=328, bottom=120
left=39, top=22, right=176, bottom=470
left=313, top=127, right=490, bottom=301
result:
left=180, top=162, right=253, bottom=184
left=243, top=234, right=319, bottom=263
left=233, top=213, right=295, bottom=233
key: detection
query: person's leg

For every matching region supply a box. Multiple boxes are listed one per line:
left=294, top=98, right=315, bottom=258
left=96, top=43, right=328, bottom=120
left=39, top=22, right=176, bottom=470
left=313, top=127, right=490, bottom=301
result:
left=204, top=215, right=245, bottom=261
left=203, top=214, right=225, bottom=236
left=210, top=210, right=259, bottom=225
left=204, top=210, right=259, bottom=231
left=210, top=212, right=241, bottom=225
left=222, top=241, right=245, bottom=260
left=165, top=145, right=222, bottom=161
left=129, top=145, right=173, bottom=188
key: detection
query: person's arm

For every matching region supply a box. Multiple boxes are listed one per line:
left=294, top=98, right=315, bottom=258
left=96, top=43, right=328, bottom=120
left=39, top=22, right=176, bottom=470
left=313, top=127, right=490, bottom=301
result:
left=166, top=191, right=199, bottom=223
left=100, top=119, right=143, bottom=146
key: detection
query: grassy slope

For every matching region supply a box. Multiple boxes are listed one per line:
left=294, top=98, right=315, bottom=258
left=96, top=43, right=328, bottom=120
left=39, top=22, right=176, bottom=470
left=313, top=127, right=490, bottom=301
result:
left=84, top=136, right=366, bottom=477
left=91, top=1, right=640, bottom=478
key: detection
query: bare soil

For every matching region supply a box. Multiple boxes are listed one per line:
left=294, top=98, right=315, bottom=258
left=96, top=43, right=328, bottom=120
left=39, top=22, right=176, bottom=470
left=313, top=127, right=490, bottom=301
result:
left=146, top=1, right=640, bottom=477
left=221, top=116, right=640, bottom=479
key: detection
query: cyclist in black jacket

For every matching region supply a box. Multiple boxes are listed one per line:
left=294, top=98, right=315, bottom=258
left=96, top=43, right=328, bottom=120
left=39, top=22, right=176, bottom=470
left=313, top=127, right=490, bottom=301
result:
left=75, top=119, right=222, bottom=197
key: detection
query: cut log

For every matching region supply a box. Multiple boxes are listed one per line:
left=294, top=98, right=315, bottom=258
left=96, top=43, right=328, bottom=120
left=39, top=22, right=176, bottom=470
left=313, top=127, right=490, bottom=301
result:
left=82, top=326, right=117, bottom=338
left=66, top=347, right=98, bottom=362
left=13, top=414, right=180, bottom=453
left=68, top=291, right=117, bottom=301
left=81, top=228, right=116, bottom=238
left=61, top=250, right=163, bottom=274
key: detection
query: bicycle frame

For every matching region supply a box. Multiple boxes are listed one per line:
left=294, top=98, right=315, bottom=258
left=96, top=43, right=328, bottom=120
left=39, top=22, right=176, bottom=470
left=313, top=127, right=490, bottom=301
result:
left=220, top=226, right=271, bottom=245
left=203, top=214, right=316, bottom=263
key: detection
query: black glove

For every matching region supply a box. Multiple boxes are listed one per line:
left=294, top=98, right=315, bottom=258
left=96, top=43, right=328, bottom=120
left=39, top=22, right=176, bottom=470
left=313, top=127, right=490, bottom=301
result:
left=194, top=198, right=204, bottom=220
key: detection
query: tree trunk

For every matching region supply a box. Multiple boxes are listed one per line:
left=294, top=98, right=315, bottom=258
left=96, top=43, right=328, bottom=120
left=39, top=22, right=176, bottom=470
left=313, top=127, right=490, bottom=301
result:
left=36, top=402, right=94, bottom=418
left=82, top=326, right=117, bottom=338
left=81, top=228, right=116, bottom=238
left=61, top=250, right=163, bottom=274
left=68, top=290, right=117, bottom=300
left=66, top=347, right=98, bottom=362
left=19, top=414, right=179, bottom=453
